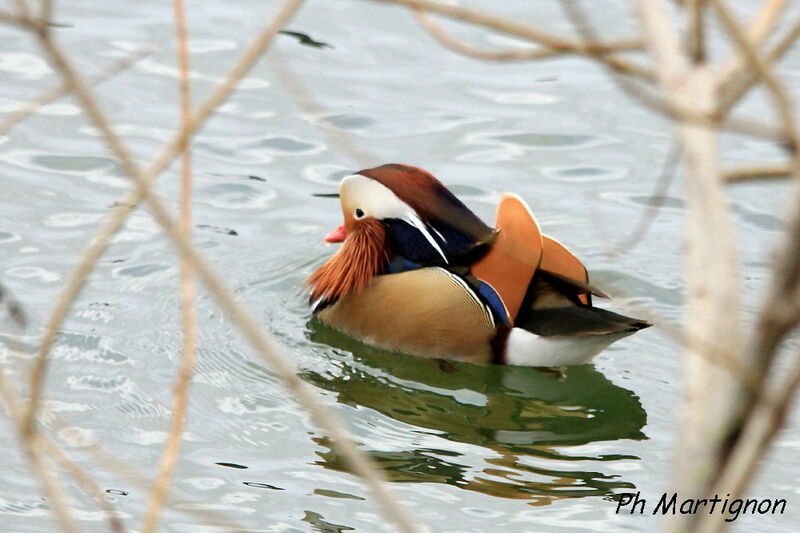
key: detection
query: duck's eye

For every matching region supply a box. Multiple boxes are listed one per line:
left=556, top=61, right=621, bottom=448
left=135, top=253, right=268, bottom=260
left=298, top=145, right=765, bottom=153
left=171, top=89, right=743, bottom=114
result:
left=354, top=208, right=366, bottom=219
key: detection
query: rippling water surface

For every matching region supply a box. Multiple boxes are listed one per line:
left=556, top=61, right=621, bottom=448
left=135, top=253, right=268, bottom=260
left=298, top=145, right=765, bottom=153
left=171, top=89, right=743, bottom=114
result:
left=1, top=1, right=799, bottom=532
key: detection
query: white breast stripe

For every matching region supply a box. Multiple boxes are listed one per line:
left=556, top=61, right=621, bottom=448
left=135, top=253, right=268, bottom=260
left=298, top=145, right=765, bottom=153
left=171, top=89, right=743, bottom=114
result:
left=435, top=267, right=495, bottom=328
left=340, top=174, right=413, bottom=219
left=310, top=295, right=324, bottom=313
left=430, top=225, right=446, bottom=243
left=407, top=215, right=449, bottom=263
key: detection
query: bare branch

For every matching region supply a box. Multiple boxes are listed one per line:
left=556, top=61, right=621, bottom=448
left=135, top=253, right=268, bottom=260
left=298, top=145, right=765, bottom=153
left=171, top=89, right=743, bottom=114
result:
left=371, top=0, right=655, bottom=80
left=0, top=7, right=35, bottom=28
left=23, top=0, right=305, bottom=443
left=697, top=349, right=800, bottom=533
left=716, top=12, right=800, bottom=117
left=634, top=6, right=747, bottom=533
left=21, top=2, right=426, bottom=531
left=415, top=10, right=567, bottom=62
left=561, top=1, right=780, bottom=141
left=141, top=0, right=195, bottom=531
left=686, top=0, right=708, bottom=63
left=723, top=162, right=793, bottom=182
left=716, top=0, right=788, bottom=90
left=0, top=365, right=83, bottom=533
left=268, top=51, right=378, bottom=167
left=374, top=0, right=641, bottom=51
left=41, top=438, right=125, bottom=533
left=0, top=47, right=153, bottom=138
left=711, top=0, right=799, bottom=151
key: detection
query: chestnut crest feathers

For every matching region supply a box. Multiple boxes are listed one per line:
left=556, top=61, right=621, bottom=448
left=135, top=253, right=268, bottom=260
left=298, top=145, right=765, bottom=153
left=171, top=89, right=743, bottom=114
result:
left=356, top=164, right=494, bottom=264
left=359, top=164, right=494, bottom=244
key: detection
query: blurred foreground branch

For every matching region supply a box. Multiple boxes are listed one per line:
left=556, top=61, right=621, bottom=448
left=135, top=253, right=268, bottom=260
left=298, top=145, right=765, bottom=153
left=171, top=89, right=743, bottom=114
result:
left=371, top=2, right=800, bottom=533
left=7, top=1, right=425, bottom=532
left=141, top=0, right=195, bottom=531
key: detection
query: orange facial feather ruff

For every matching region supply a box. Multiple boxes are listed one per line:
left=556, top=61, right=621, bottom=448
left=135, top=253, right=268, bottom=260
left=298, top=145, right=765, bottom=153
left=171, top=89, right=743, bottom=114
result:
left=307, top=217, right=388, bottom=303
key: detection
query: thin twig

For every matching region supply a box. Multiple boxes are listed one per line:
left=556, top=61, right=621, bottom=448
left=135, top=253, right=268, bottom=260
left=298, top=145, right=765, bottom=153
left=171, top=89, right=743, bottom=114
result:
left=562, top=0, right=783, bottom=144
left=23, top=0, right=305, bottom=443
left=0, top=47, right=153, bottom=138
left=43, top=405, right=248, bottom=530
left=711, top=0, right=800, bottom=380
left=715, top=0, right=788, bottom=94
left=0, top=365, right=82, bottom=533
left=23, top=3, right=425, bottom=532
left=40, top=437, right=125, bottom=533
left=269, top=50, right=378, bottom=167
left=370, top=0, right=655, bottom=80
left=617, top=143, right=681, bottom=254
left=44, top=43, right=425, bottom=533
left=589, top=141, right=681, bottom=258
left=561, top=1, right=683, bottom=258
left=711, top=0, right=799, bottom=151
left=140, top=0, right=194, bottom=531
left=375, top=0, right=641, bottom=51
left=716, top=12, right=800, bottom=118
left=39, top=0, right=53, bottom=27
left=415, top=10, right=562, bottom=61
left=723, top=162, right=793, bottom=182
left=697, top=349, right=800, bottom=533
left=697, top=12, right=800, bottom=525
left=686, top=0, right=707, bottom=63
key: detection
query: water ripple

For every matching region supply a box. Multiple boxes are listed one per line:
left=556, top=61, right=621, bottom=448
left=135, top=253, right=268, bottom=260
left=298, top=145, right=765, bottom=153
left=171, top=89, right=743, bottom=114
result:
left=0, top=52, right=52, bottom=80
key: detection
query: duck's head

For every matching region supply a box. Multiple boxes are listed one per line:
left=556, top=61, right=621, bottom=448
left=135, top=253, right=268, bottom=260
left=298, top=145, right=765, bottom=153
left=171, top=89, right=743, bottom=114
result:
left=307, top=164, right=494, bottom=307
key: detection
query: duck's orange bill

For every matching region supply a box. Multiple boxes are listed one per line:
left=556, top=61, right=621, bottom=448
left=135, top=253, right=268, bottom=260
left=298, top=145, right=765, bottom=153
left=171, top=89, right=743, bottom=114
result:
left=324, top=225, right=347, bottom=243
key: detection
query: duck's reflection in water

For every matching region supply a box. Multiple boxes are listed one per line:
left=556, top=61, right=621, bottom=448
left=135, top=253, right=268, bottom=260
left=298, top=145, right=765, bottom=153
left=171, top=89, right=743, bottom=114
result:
left=306, top=322, right=647, bottom=506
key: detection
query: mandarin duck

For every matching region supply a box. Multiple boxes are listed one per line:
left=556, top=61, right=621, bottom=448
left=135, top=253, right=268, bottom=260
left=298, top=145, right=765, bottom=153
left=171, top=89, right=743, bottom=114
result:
left=308, top=164, right=650, bottom=366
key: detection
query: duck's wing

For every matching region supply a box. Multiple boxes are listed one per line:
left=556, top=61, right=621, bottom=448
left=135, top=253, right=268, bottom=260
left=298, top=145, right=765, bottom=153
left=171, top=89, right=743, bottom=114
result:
left=536, top=269, right=609, bottom=306
left=516, top=272, right=651, bottom=337
left=519, top=305, right=652, bottom=337
left=540, top=236, right=594, bottom=306
left=468, top=192, right=644, bottom=338
left=469, top=193, right=543, bottom=325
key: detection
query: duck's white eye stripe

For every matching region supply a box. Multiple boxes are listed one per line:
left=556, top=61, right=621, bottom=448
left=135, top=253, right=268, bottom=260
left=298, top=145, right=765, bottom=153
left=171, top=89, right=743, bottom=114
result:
left=405, top=214, right=448, bottom=264
left=340, top=174, right=412, bottom=219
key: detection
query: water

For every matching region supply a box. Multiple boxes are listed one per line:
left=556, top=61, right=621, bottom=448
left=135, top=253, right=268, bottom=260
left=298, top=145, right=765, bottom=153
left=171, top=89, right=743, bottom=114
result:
left=1, top=1, right=799, bottom=532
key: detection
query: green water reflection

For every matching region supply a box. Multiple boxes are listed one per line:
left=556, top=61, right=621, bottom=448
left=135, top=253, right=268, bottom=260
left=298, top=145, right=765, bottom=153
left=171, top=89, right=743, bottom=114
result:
left=306, top=321, right=647, bottom=506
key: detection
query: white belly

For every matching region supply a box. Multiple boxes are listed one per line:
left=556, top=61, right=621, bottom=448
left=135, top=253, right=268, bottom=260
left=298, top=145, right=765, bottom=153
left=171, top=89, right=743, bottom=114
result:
left=504, top=328, right=634, bottom=366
